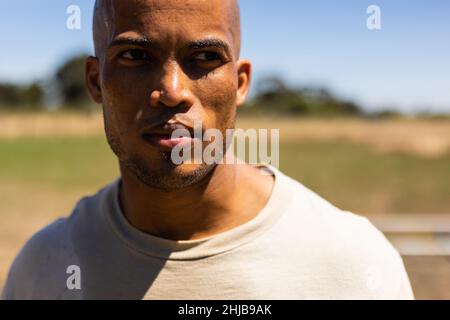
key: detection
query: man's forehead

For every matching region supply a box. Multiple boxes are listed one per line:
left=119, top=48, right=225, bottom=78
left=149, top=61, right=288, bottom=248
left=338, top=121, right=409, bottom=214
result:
left=101, top=0, right=230, bottom=12
left=94, top=0, right=241, bottom=56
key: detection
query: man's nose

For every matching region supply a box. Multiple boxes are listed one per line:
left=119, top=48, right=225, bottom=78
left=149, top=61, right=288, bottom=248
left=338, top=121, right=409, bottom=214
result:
left=150, top=62, right=194, bottom=109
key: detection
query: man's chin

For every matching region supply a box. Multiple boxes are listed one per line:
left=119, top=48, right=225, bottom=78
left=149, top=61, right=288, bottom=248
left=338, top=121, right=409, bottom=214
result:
left=124, top=157, right=217, bottom=191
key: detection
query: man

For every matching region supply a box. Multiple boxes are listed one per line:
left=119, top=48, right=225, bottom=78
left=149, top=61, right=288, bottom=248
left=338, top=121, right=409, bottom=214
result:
left=2, top=0, right=413, bottom=299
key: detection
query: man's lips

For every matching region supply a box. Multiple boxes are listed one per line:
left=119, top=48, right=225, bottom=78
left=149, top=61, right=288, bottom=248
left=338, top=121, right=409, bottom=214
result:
left=141, top=122, right=198, bottom=150
left=143, top=134, right=195, bottom=150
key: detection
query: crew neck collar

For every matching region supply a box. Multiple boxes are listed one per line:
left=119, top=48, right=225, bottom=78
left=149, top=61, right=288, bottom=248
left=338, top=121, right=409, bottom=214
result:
left=103, top=164, right=292, bottom=260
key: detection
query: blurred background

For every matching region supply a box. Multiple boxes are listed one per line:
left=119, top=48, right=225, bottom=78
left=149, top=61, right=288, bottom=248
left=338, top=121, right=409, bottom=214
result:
left=0, top=0, right=449, bottom=299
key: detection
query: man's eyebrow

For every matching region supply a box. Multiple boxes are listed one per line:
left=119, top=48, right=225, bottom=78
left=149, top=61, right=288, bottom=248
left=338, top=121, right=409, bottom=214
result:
left=107, top=36, right=232, bottom=55
left=188, top=38, right=232, bottom=55
left=107, top=36, right=161, bottom=50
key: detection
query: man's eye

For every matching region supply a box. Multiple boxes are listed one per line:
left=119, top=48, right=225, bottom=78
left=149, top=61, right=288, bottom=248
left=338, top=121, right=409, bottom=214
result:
left=193, top=52, right=221, bottom=62
left=120, top=49, right=150, bottom=61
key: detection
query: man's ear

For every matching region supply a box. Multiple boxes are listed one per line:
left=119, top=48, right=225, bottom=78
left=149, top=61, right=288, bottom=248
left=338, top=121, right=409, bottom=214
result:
left=85, top=56, right=102, bottom=104
left=236, top=59, right=252, bottom=108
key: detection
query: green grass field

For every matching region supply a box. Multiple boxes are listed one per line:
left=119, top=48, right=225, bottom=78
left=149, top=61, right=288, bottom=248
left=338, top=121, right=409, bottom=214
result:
left=280, top=142, right=450, bottom=214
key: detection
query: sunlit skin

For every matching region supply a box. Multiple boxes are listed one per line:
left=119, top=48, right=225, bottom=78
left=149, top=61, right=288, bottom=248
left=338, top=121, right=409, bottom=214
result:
left=85, top=0, right=274, bottom=241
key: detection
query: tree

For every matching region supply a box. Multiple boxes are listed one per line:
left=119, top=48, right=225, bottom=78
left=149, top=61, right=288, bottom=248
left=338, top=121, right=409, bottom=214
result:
left=0, top=82, right=44, bottom=109
left=240, top=75, right=363, bottom=117
left=22, top=83, right=44, bottom=108
left=0, top=83, right=22, bottom=107
left=55, top=54, right=90, bottom=108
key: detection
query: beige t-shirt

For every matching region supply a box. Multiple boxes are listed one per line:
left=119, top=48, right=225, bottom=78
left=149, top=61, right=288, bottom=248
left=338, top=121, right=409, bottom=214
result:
left=2, top=165, right=414, bottom=300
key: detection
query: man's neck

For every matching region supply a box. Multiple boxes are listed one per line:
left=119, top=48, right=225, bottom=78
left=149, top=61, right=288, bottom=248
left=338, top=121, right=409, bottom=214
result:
left=118, top=162, right=274, bottom=241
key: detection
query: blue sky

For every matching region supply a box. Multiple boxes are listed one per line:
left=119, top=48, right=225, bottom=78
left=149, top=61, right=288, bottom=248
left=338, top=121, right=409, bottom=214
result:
left=0, top=0, right=449, bottom=113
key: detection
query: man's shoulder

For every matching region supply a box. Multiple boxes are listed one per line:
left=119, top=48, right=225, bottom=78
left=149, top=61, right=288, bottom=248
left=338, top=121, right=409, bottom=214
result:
left=279, top=171, right=374, bottom=228
left=19, top=180, right=116, bottom=251
left=2, top=180, right=118, bottom=299
left=1, top=217, right=69, bottom=299
left=276, top=171, right=413, bottom=298
left=281, top=172, right=399, bottom=257
left=14, top=217, right=70, bottom=264
left=13, top=179, right=118, bottom=258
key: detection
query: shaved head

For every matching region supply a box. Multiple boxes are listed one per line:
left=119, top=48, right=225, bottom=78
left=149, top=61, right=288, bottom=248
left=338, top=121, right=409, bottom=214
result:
left=93, top=0, right=241, bottom=59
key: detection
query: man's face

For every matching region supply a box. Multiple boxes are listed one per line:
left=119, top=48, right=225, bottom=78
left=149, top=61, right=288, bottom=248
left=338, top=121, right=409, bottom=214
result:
left=86, top=0, right=250, bottom=190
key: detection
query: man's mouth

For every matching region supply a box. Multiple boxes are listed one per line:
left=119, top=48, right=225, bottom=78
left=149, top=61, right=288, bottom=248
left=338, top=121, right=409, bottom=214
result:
left=141, top=122, right=198, bottom=150
left=143, top=133, right=194, bottom=150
